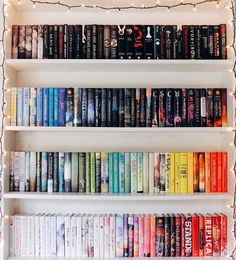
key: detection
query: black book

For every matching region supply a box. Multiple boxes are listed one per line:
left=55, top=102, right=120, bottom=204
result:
left=124, top=89, right=131, bottom=127
left=58, top=25, right=64, bottom=59
left=177, top=29, right=183, bottom=59
left=130, top=89, right=136, bottom=127
left=220, top=24, right=227, bottom=59
left=189, top=25, right=195, bottom=59
left=63, top=24, right=68, bottom=59
left=134, top=25, right=143, bottom=59
left=188, top=89, right=195, bottom=127
left=74, top=88, right=82, bottom=127
left=97, top=25, right=104, bottom=59
left=164, top=215, right=171, bottom=257
left=107, top=89, right=112, bottom=127
left=88, top=88, right=95, bottom=127
left=151, top=89, right=158, bottom=127
left=47, top=152, right=54, bottom=192
left=43, top=25, right=49, bottom=59
left=172, top=25, right=178, bottom=59
left=111, top=25, right=118, bottom=59
left=159, top=89, right=166, bottom=127
left=53, top=152, right=59, bottom=192
left=104, top=25, right=111, bottom=59
left=213, top=25, right=220, bottom=59
left=166, top=89, right=174, bottom=127
left=95, top=153, right=101, bottom=192
left=143, top=25, right=154, bottom=59
left=160, top=26, right=165, bottom=59
left=74, top=25, right=82, bottom=59
left=174, top=89, right=182, bottom=127
left=165, top=25, right=173, bottom=59
left=135, top=89, right=141, bottom=127
left=195, top=26, right=201, bottom=59
left=213, top=89, right=222, bottom=127
left=156, top=216, right=165, bottom=256
left=125, top=25, right=134, bottom=59
left=182, top=25, right=190, bottom=59
left=101, top=89, right=107, bottom=127
left=112, top=89, right=119, bottom=126
left=81, top=89, right=88, bottom=127
left=140, top=89, right=146, bottom=127
left=68, top=25, right=75, bottom=59
left=146, top=88, right=152, bottom=127
left=200, top=89, right=207, bottom=127
left=170, top=215, right=176, bottom=257
left=206, top=88, right=214, bottom=127
left=25, top=25, right=32, bottom=59
left=86, top=25, right=92, bottom=59
left=53, top=25, right=59, bottom=59
left=154, top=25, right=161, bottom=59
left=201, top=25, right=209, bottom=59
left=118, top=89, right=125, bottom=127
left=181, top=88, right=188, bottom=127
left=195, top=89, right=201, bottom=127
left=95, top=89, right=101, bottom=127
left=92, top=25, right=97, bottom=59
left=48, top=25, right=54, bottom=59
left=208, top=25, right=214, bottom=59
left=117, top=25, right=126, bottom=59
left=82, top=25, right=87, bottom=58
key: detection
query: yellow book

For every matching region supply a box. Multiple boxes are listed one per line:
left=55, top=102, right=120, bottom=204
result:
left=187, top=152, right=194, bottom=193
left=180, top=153, right=188, bottom=193
left=10, top=88, right=17, bottom=126
left=174, top=153, right=181, bottom=193
left=170, top=153, right=175, bottom=193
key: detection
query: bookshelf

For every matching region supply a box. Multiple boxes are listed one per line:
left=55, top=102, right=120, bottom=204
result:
left=1, top=0, right=235, bottom=260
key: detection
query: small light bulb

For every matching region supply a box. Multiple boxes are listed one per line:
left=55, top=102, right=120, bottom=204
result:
left=18, top=0, right=21, bottom=5
left=93, top=4, right=96, bottom=8
left=67, top=8, right=71, bottom=13
left=167, top=7, right=170, bottom=12
left=230, top=142, right=234, bottom=146
left=181, top=0, right=183, bottom=3
left=226, top=5, right=231, bottom=10
left=33, top=2, right=36, bottom=8
left=229, top=69, right=233, bottom=72
left=6, top=89, right=10, bottom=92
left=229, top=92, right=234, bottom=96
left=106, top=10, right=110, bottom=13
left=3, top=165, right=6, bottom=169
left=81, top=3, right=85, bottom=7
left=130, top=3, right=134, bottom=7
left=193, top=5, right=196, bottom=11
left=4, top=215, right=9, bottom=219
left=5, top=13, right=9, bottom=17
left=156, top=0, right=160, bottom=4
left=141, top=4, right=145, bottom=8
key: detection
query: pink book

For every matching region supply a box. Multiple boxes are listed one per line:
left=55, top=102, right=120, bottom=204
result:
left=138, top=215, right=144, bottom=257
left=150, top=215, right=156, bottom=256
left=144, top=215, right=150, bottom=257
left=133, top=215, right=139, bottom=257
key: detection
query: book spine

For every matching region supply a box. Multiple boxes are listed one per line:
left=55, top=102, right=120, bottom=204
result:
left=45, top=215, right=51, bottom=256
left=66, top=88, right=74, bottom=127
left=19, top=152, right=26, bottom=192
left=111, top=25, right=118, bottom=59
left=101, top=89, right=107, bottom=127
left=58, top=88, right=66, bottom=126
left=187, top=152, right=194, bottom=193
left=68, top=25, right=75, bottom=59
left=175, top=153, right=181, bottom=193
left=26, top=215, right=35, bottom=256
left=74, top=25, right=82, bottom=59
left=48, top=88, right=54, bottom=126
left=182, top=25, right=190, bottom=59
left=74, top=88, right=81, bottom=127
left=108, top=153, right=113, bottom=193
left=124, top=152, right=131, bottom=193
left=88, top=215, right=94, bottom=257
left=107, top=89, right=112, bottom=127
left=79, top=153, right=86, bottom=193
left=43, top=88, right=49, bottom=126
left=10, top=88, right=17, bottom=126
left=221, top=88, right=227, bottom=126
left=165, top=25, right=173, bottom=59
left=205, top=215, right=213, bottom=256
left=104, top=215, right=110, bottom=258
left=115, top=215, right=124, bottom=257
left=195, top=89, right=201, bottom=127
left=53, top=25, right=59, bottom=59
left=95, top=88, right=101, bottom=127
left=104, top=25, right=111, bottom=59
left=128, top=215, right=134, bottom=257
left=90, top=153, right=96, bottom=193
left=109, top=215, right=116, bottom=257
left=82, top=25, right=87, bottom=58
left=164, top=215, right=171, bottom=256
left=193, top=153, right=199, bottom=192
left=81, top=88, right=88, bottom=127
left=63, top=24, right=68, bottom=59
left=159, top=153, right=165, bottom=192
left=214, top=89, right=222, bottom=127
left=85, top=153, right=90, bottom=193
left=56, top=215, right=65, bottom=256
left=64, top=153, right=72, bottom=192
left=181, top=89, right=188, bottom=126
left=39, top=214, right=46, bottom=256
left=25, top=152, right=30, bottom=192
left=76, top=215, right=82, bottom=257
left=71, top=153, right=79, bottom=192
left=20, top=215, right=27, bottom=256
left=177, top=29, right=183, bottom=59
left=18, top=26, right=26, bottom=58
left=200, top=89, right=207, bottom=127
left=150, top=215, right=156, bottom=257
left=213, top=25, right=220, bottom=59
left=213, top=215, right=221, bottom=256
left=92, top=25, right=97, bottom=59
left=23, top=88, right=30, bottom=126
left=222, top=152, right=228, bottom=192
left=53, top=88, right=59, bottom=126
left=174, top=89, right=182, bottom=127
left=101, top=152, right=109, bottom=193
left=113, top=152, right=119, bottom=193
left=97, top=25, right=104, bottom=59
left=47, top=152, right=53, bottom=192
left=159, top=89, right=166, bottom=127
left=53, top=153, right=59, bottom=192
left=220, top=24, right=227, bottom=59
left=41, top=151, right=48, bottom=192
left=95, top=153, right=101, bottom=192
left=37, top=25, right=43, bottom=59
left=181, top=215, right=186, bottom=256
left=206, top=88, right=214, bottom=127
left=144, top=25, right=154, bottom=59
left=151, top=89, right=158, bottom=127
left=36, top=88, right=43, bottom=126
left=189, top=25, right=195, bottom=59
left=199, top=215, right=205, bottom=256
left=156, top=216, right=165, bottom=256
left=144, top=215, right=150, bottom=257
left=124, top=89, right=131, bottom=127
left=125, top=25, right=134, bottom=59
left=135, top=88, right=141, bottom=127
left=165, top=89, right=174, bottom=127
left=208, top=26, right=214, bottom=59
left=43, top=25, right=49, bottom=59
left=138, top=215, right=144, bottom=257
left=146, top=88, right=152, bottom=127
left=137, top=152, right=143, bottom=193
left=143, top=152, right=149, bottom=193
left=134, top=25, right=143, bottom=59
left=192, top=214, right=199, bottom=256
left=119, top=152, right=125, bottom=193
left=81, top=214, right=88, bottom=257
left=70, top=215, right=77, bottom=257
left=154, top=153, right=160, bottom=193
left=185, top=215, right=192, bottom=256
left=131, top=153, right=137, bottom=193
left=188, top=89, right=195, bottom=127
left=12, top=25, right=18, bottom=59
left=48, top=25, right=54, bottom=59
left=195, top=26, right=201, bottom=59
left=165, top=153, right=171, bottom=193
left=199, top=153, right=205, bottom=192
left=112, top=89, right=119, bottom=127
left=170, top=153, right=175, bottom=193
left=221, top=214, right=227, bottom=256
left=58, top=152, right=65, bottom=192
left=201, top=25, right=209, bottom=58
left=118, top=25, right=125, bottom=59
left=93, top=215, right=99, bottom=257
left=130, top=88, right=136, bottom=127
left=29, top=88, right=37, bottom=126
left=32, top=25, right=38, bottom=59
left=140, top=88, right=146, bottom=127
left=88, top=88, right=95, bottom=127
left=58, top=25, right=64, bottom=59
left=9, top=215, right=15, bottom=256
left=154, top=25, right=161, bottom=59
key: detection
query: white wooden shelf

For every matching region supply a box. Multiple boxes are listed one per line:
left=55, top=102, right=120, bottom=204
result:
left=5, top=59, right=233, bottom=72
left=4, top=192, right=233, bottom=201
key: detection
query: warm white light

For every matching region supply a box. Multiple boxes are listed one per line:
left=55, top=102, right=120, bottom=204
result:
left=227, top=204, right=233, bottom=208
left=4, top=215, right=9, bottom=219
left=167, top=7, right=170, bottom=12
left=93, top=4, right=96, bottom=8
left=81, top=3, right=85, bottom=7
left=216, top=1, right=219, bottom=8
left=67, top=8, right=71, bottom=13
left=229, top=92, right=234, bottom=96
left=230, top=142, right=234, bottom=146
left=141, top=4, right=145, bottom=8
left=106, top=10, right=110, bottom=13
left=3, top=165, right=6, bottom=169
left=226, top=5, right=231, bottom=10
left=193, top=5, right=196, bottom=11
left=130, top=3, right=134, bottom=6
left=33, top=2, right=36, bottom=8
left=17, top=0, right=21, bottom=5
left=6, top=89, right=10, bottom=92
left=156, top=0, right=160, bottom=4
left=181, top=0, right=183, bottom=3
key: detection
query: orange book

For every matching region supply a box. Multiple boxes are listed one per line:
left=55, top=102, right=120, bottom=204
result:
left=220, top=214, right=227, bottom=256
left=199, top=153, right=205, bottom=192
left=217, top=152, right=222, bottom=192
left=193, top=153, right=199, bottom=192
left=150, top=215, right=156, bottom=257
left=205, top=152, right=211, bottom=192
left=199, top=214, right=205, bottom=256
left=222, top=152, right=228, bottom=192
left=210, top=152, right=218, bottom=192
left=192, top=214, right=199, bottom=256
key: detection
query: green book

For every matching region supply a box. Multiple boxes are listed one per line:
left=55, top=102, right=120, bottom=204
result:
left=113, top=152, right=119, bottom=193
left=124, top=152, right=131, bottom=193
left=90, top=152, right=96, bottom=193
left=108, top=153, right=113, bottom=193
left=79, top=153, right=86, bottom=193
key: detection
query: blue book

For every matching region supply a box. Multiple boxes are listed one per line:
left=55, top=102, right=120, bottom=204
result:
left=108, top=153, right=113, bottom=193
left=58, top=152, right=65, bottom=192
left=48, top=88, right=54, bottom=126
left=66, top=88, right=74, bottom=127
left=41, top=152, right=48, bottom=192
left=74, top=88, right=82, bottom=127
left=113, top=152, right=119, bottom=193
left=54, top=88, right=59, bottom=126
left=43, top=88, right=49, bottom=126
left=119, top=152, right=125, bottom=193
left=36, top=88, right=43, bottom=126
left=58, top=88, right=66, bottom=126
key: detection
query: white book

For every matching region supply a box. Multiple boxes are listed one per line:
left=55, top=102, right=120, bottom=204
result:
left=76, top=214, right=82, bottom=257
left=94, top=215, right=100, bottom=257
left=143, top=152, right=149, bottom=193
left=88, top=214, right=94, bottom=257
left=115, top=214, right=124, bottom=257
left=70, top=214, right=77, bottom=257
left=9, top=215, right=15, bottom=256
left=160, top=153, right=166, bottom=193
left=14, top=152, right=20, bottom=191
left=109, top=214, right=116, bottom=257
left=34, top=214, right=40, bottom=256
left=131, top=153, right=137, bottom=193
left=26, top=215, right=35, bottom=256
left=56, top=215, right=65, bottom=257
left=39, top=214, right=46, bottom=256
left=165, top=153, right=171, bottom=193
left=104, top=215, right=110, bottom=258
left=29, top=152, right=36, bottom=192
left=23, top=88, right=30, bottom=126
left=17, top=88, right=23, bottom=126
left=14, top=215, right=21, bottom=256
left=99, top=215, right=104, bottom=257
left=50, top=214, right=57, bottom=257
left=149, top=153, right=154, bottom=194
left=19, top=152, right=26, bottom=192
left=25, top=152, right=30, bottom=192
left=65, top=214, right=71, bottom=257
left=71, top=153, right=79, bottom=192
left=82, top=214, right=88, bottom=257
left=45, top=214, right=51, bottom=256
left=20, top=215, right=27, bottom=256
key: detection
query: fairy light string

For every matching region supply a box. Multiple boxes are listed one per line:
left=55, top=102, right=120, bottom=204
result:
left=0, top=0, right=236, bottom=256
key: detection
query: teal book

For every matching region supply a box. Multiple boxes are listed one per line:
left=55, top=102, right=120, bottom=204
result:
left=131, top=152, right=137, bottom=193
left=101, top=152, right=109, bottom=193
left=119, top=152, right=125, bottom=193
left=108, top=153, right=113, bottom=193
left=113, top=152, right=119, bottom=193
left=85, top=153, right=90, bottom=193
left=41, top=151, right=48, bottom=192
left=137, top=152, right=143, bottom=193
left=58, top=152, right=64, bottom=192
left=124, top=152, right=131, bottom=193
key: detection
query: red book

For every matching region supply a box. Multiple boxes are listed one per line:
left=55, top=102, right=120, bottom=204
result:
left=221, top=214, right=227, bottom=256
left=222, top=152, right=228, bottom=192
left=192, top=214, right=199, bottom=256
left=185, top=214, right=192, bottom=256
left=210, top=152, right=218, bottom=192
left=217, top=152, right=222, bottom=192
left=199, top=214, right=205, bottom=256
left=181, top=214, right=186, bottom=256
left=175, top=214, right=181, bottom=257
left=204, top=215, right=213, bottom=256
left=213, top=214, right=221, bottom=256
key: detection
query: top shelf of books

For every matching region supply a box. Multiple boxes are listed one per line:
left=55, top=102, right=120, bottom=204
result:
left=5, top=59, right=233, bottom=73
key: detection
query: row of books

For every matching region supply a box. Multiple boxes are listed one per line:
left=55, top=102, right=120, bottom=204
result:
left=12, top=24, right=227, bottom=60
left=9, top=151, right=227, bottom=194
left=10, top=87, right=227, bottom=127
left=9, top=213, right=227, bottom=257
